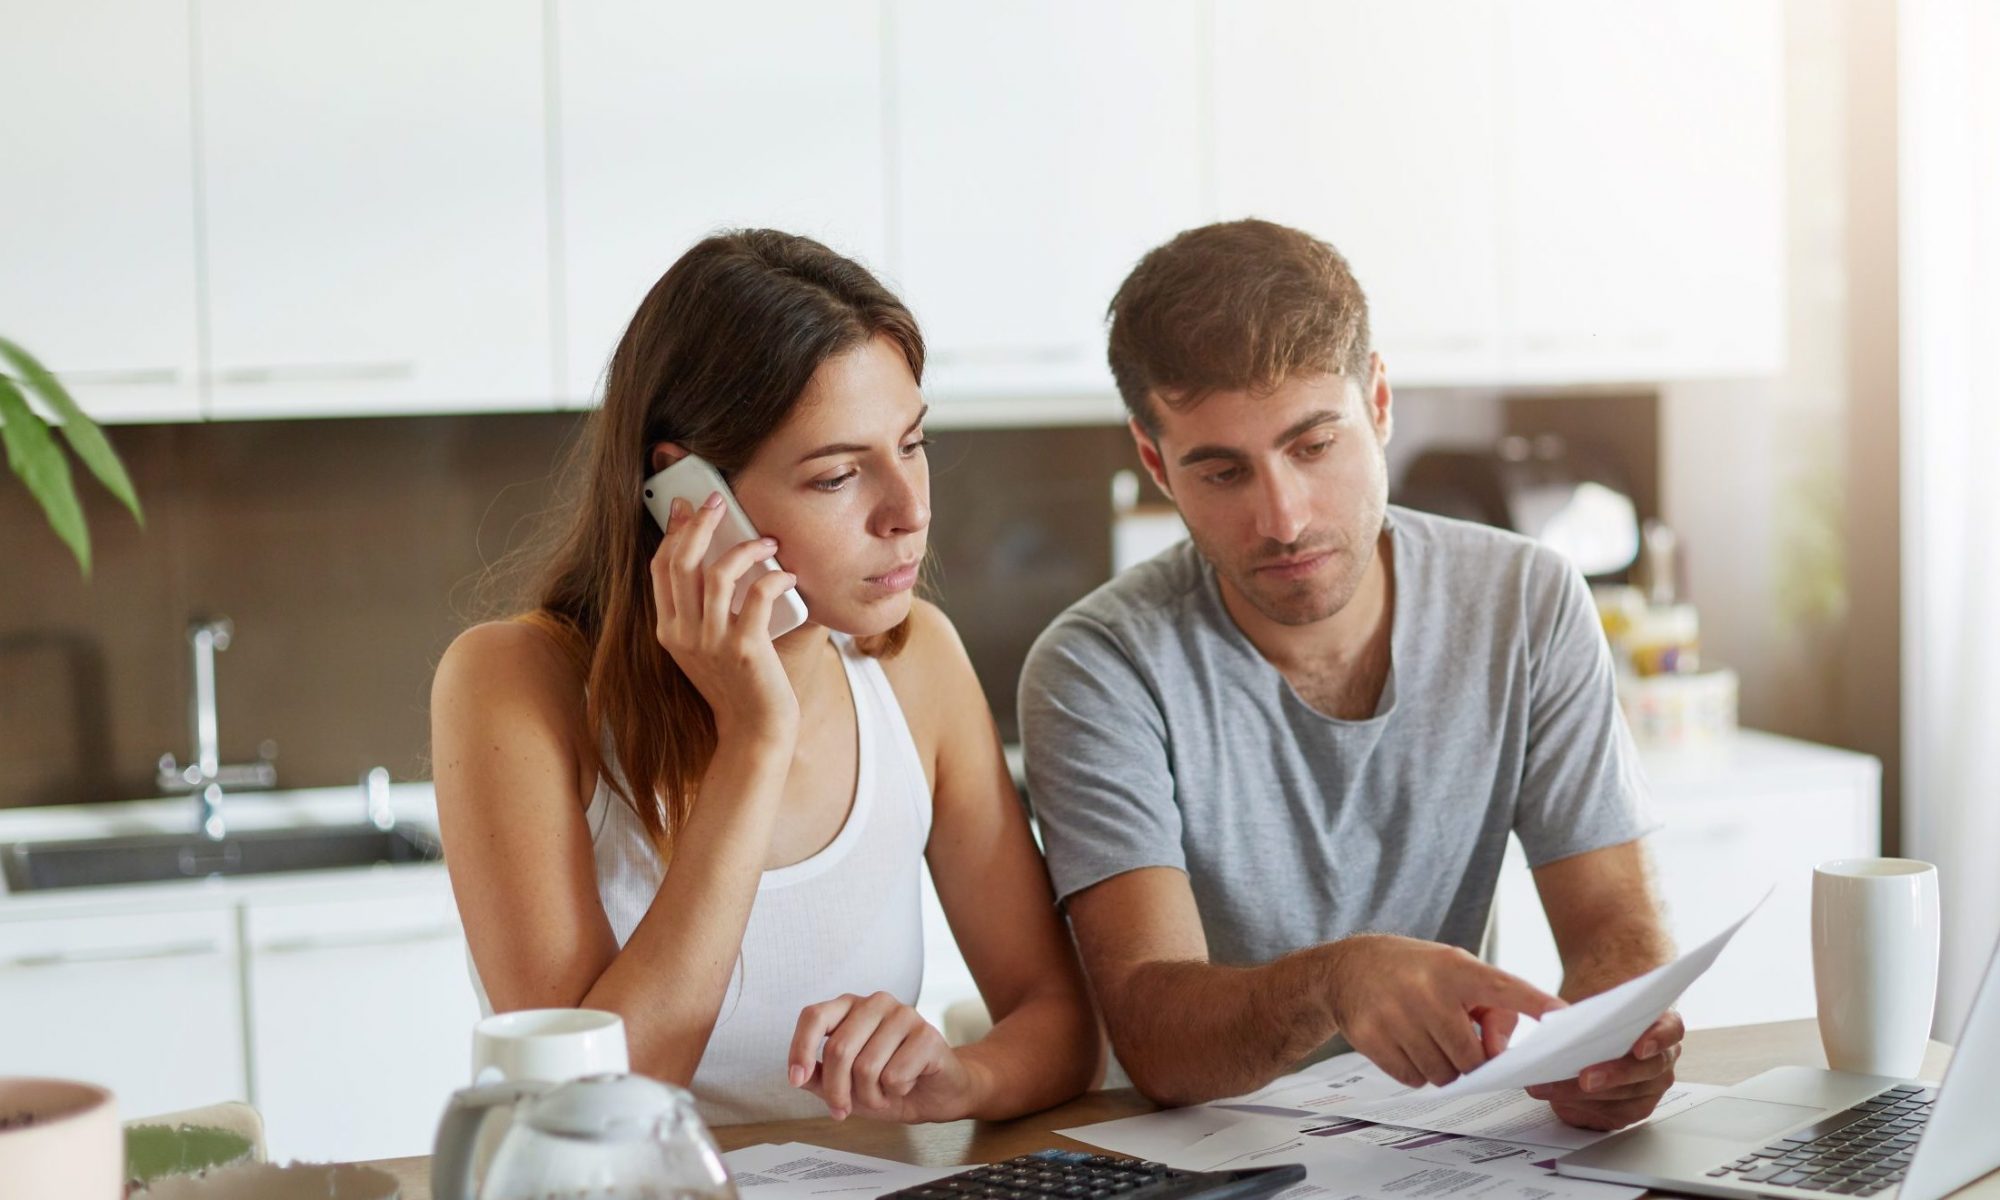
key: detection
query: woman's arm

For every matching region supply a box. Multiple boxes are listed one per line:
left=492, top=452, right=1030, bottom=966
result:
left=792, top=601, right=1099, bottom=1121
left=924, top=602, right=1103, bottom=1115
left=432, top=494, right=803, bottom=1085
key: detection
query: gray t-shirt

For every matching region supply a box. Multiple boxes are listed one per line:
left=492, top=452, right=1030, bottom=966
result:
left=1019, top=506, right=1657, bottom=971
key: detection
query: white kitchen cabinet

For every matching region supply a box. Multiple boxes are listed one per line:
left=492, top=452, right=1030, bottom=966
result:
left=1501, top=0, right=1785, bottom=382
left=889, top=0, right=1208, bottom=401
left=0, top=904, right=246, bottom=1119
left=1214, top=0, right=1783, bottom=389
left=3, top=2, right=1790, bottom=427
left=196, top=0, right=554, bottom=418
left=0, top=0, right=202, bottom=423
left=1213, top=1, right=1507, bottom=385
left=556, top=0, right=889, bottom=406
left=1494, top=730, right=1880, bottom=1030
left=245, top=880, right=478, bottom=1163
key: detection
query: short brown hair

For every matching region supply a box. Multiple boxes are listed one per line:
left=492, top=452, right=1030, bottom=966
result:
left=1106, top=219, right=1371, bottom=434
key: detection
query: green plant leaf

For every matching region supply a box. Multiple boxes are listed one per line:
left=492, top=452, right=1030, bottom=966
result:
left=0, top=335, right=143, bottom=527
left=0, top=374, right=90, bottom=576
left=125, top=1123, right=257, bottom=1185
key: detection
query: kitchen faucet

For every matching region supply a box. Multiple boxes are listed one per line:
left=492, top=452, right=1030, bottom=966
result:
left=155, top=617, right=277, bottom=839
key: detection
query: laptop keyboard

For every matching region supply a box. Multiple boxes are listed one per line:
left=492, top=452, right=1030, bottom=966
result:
left=1704, top=1084, right=1936, bottom=1194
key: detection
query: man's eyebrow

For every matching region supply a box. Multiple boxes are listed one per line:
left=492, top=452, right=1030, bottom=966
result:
left=795, top=405, right=930, bottom=465
left=1175, top=409, right=1345, bottom=468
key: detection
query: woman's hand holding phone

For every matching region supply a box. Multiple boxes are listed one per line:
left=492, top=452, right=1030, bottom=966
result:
left=651, top=491, right=801, bottom=748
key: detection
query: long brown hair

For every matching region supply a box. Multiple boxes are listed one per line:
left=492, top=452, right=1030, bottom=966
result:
left=525, top=229, right=924, bottom=855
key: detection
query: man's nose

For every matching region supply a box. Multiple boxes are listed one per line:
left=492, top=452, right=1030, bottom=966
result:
left=1253, top=470, right=1311, bottom=546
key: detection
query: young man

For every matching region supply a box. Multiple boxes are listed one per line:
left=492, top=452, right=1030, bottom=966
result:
left=1020, top=219, right=1678, bottom=1131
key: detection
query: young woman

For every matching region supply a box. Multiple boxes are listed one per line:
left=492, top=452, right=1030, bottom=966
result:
left=431, top=230, right=1098, bottom=1125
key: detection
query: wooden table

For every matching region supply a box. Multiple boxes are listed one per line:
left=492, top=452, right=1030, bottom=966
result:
left=366, top=1020, right=1993, bottom=1200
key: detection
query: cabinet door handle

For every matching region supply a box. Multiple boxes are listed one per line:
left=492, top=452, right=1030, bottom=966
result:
left=3, top=939, right=224, bottom=969
left=1519, top=333, right=1671, bottom=353
left=1520, top=334, right=1593, bottom=351
left=216, top=361, right=416, bottom=384
left=257, top=926, right=461, bottom=955
left=1387, top=335, right=1486, bottom=354
left=54, top=368, right=183, bottom=386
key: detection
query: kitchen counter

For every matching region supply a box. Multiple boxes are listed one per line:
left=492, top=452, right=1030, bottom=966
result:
left=354, top=1022, right=1986, bottom=1200
left=0, top=780, right=478, bottom=1161
left=0, top=782, right=445, bottom=917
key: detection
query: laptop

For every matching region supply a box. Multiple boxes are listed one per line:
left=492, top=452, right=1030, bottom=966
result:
left=1556, top=933, right=2000, bottom=1200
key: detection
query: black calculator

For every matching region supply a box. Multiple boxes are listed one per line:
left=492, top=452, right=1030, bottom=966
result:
left=878, top=1149, right=1306, bottom=1200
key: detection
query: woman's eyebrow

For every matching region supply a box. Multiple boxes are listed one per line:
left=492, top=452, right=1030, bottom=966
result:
left=794, top=405, right=930, bottom=465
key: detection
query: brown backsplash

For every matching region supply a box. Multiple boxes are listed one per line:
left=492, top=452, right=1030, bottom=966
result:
left=0, top=392, right=1651, bottom=811
left=0, top=414, right=1138, bottom=809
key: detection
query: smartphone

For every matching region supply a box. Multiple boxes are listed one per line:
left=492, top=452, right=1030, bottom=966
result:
left=642, top=454, right=809, bottom=639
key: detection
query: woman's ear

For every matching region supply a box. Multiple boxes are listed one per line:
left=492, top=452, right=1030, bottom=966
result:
left=648, top=441, right=691, bottom=474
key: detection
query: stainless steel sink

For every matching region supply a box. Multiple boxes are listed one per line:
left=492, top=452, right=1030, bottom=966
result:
left=1, top=825, right=441, bottom=893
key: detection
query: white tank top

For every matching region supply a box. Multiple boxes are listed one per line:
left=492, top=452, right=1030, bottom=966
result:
left=470, top=633, right=933, bottom=1125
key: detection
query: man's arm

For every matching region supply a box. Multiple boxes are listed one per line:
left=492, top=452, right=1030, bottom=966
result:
left=1524, top=838, right=1683, bottom=1130
left=1068, top=866, right=1567, bottom=1106
left=1023, top=606, right=1561, bottom=1106
left=1506, top=552, right=1676, bottom=1130
left=1542, top=838, right=1675, bottom=998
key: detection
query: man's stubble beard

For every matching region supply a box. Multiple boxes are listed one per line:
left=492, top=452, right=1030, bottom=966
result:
left=1191, top=490, right=1388, bottom=629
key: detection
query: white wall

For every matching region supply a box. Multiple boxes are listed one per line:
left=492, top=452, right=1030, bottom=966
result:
left=1660, top=0, right=1901, bottom=831
left=1898, top=0, right=2000, bottom=1041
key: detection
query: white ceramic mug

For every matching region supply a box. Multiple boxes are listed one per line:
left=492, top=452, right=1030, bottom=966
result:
left=0, top=1078, right=121, bottom=1200
left=1812, top=858, right=1941, bottom=1077
left=471, top=1008, right=629, bottom=1085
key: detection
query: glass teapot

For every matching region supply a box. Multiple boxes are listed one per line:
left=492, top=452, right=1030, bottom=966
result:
left=433, top=1073, right=737, bottom=1200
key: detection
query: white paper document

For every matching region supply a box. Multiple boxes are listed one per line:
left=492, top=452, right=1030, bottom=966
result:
left=723, top=1142, right=955, bottom=1199
left=1060, top=1005, right=1737, bottom=1200
left=1222, top=1056, right=1413, bottom=1118
left=1330, top=1076, right=1723, bottom=1151
left=1299, top=1117, right=1645, bottom=1193
left=1247, top=1049, right=1723, bottom=1150
left=1065, top=1051, right=1721, bottom=1159
left=1056, top=1053, right=1392, bottom=1165
left=1063, top=1106, right=1646, bottom=1200
left=1063, top=1103, right=1309, bottom=1171
left=1427, top=887, right=1771, bottom=1098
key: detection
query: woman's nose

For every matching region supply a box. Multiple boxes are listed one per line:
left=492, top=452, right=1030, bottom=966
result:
left=874, top=466, right=930, bottom=537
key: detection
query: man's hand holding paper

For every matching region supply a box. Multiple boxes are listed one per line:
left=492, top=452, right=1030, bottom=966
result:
left=1327, top=934, right=1570, bottom=1089
left=1349, top=890, right=1767, bottom=1131
left=1525, top=1008, right=1687, bottom=1130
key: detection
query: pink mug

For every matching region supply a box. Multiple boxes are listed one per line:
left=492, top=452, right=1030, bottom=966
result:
left=0, top=1077, right=122, bottom=1199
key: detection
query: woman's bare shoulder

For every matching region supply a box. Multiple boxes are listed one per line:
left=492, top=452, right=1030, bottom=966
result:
left=876, top=598, right=991, bottom=762
left=434, top=617, right=589, bottom=739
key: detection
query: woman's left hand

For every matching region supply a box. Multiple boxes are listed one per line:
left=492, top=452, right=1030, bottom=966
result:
left=788, top=992, right=980, bottom=1123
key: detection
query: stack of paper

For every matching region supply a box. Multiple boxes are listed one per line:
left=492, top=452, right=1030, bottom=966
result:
left=719, top=1069, right=1718, bottom=1200
left=725, top=896, right=1765, bottom=1200
left=1056, top=892, right=1768, bottom=1200
left=1060, top=1053, right=1726, bottom=1200
left=723, top=1143, right=955, bottom=1200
